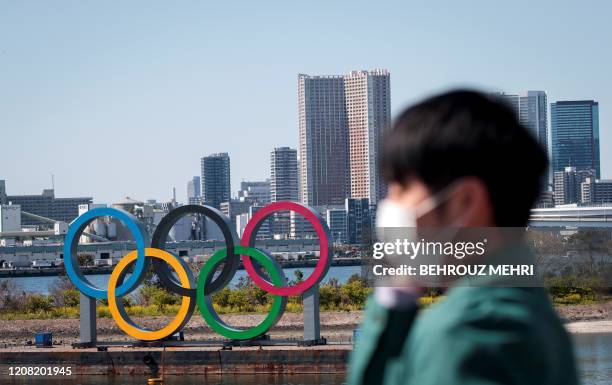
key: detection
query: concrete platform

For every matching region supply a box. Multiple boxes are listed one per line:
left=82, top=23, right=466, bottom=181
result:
left=0, top=344, right=351, bottom=375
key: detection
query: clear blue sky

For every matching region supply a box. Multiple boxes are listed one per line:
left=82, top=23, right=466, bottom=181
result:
left=1, top=1, right=610, bottom=204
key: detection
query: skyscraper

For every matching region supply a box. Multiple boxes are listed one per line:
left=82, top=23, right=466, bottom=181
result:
left=493, top=91, right=551, bottom=189
left=270, top=147, right=298, bottom=238
left=0, top=180, right=6, bottom=205
left=492, top=91, right=548, bottom=151
left=270, top=147, right=298, bottom=203
left=345, top=69, right=391, bottom=205
left=493, top=92, right=520, bottom=116
left=200, top=153, right=230, bottom=210
left=553, top=166, right=595, bottom=205
left=551, top=100, right=600, bottom=178
left=186, top=176, right=201, bottom=205
left=326, top=208, right=347, bottom=244
left=298, top=69, right=391, bottom=207
left=346, top=198, right=372, bottom=245
left=519, top=91, right=548, bottom=154
left=298, top=74, right=349, bottom=206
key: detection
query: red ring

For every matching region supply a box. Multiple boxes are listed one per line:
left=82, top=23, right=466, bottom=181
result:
left=240, top=201, right=331, bottom=296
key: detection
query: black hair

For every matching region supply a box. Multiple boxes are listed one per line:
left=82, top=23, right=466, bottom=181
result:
left=382, top=89, right=547, bottom=226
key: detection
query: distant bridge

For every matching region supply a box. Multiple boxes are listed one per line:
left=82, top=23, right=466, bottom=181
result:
left=530, top=206, right=612, bottom=228
left=0, top=239, right=325, bottom=265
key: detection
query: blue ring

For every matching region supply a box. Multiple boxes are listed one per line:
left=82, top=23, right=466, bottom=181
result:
left=63, top=207, right=148, bottom=299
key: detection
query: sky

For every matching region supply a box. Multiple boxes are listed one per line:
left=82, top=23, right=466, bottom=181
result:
left=1, top=1, right=610, bottom=204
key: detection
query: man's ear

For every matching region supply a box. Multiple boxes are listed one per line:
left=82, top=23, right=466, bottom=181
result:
left=445, top=177, right=495, bottom=227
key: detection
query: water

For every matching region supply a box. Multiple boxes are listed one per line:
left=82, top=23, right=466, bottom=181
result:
left=1, top=374, right=346, bottom=385
left=2, top=265, right=362, bottom=295
left=573, top=332, right=612, bottom=385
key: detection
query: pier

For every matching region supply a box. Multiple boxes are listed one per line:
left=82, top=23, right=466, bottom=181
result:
left=0, top=345, right=351, bottom=375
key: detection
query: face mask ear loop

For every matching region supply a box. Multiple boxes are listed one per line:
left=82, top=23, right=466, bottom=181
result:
left=413, top=178, right=467, bottom=220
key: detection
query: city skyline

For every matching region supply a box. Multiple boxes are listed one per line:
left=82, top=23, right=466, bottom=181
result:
left=1, top=2, right=610, bottom=203
left=1, top=90, right=607, bottom=207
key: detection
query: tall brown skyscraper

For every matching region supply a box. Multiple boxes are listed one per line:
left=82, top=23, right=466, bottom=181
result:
left=345, top=69, right=391, bottom=205
left=298, top=69, right=390, bottom=206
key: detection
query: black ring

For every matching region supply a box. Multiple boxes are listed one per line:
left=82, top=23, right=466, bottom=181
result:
left=151, top=204, right=239, bottom=296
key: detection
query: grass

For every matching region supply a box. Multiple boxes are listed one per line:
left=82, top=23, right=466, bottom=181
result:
left=2, top=295, right=606, bottom=320
left=552, top=294, right=599, bottom=305
left=0, top=306, right=80, bottom=320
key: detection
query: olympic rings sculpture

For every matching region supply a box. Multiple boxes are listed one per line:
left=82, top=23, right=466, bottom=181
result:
left=64, top=202, right=332, bottom=341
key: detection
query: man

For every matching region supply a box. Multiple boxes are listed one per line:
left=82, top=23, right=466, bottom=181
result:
left=348, top=90, right=578, bottom=385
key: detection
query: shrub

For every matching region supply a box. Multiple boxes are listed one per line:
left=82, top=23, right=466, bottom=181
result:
left=555, top=294, right=583, bottom=305
left=0, top=280, right=27, bottom=312
left=26, top=294, right=53, bottom=313
left=544, top=275, right=601, bottom=300
left=49, top=276, right=80, bottom=307
left=319, top=284, right=341, bottom=309
left=212, top=288, right=232, bottom=308
left=138, top=284, right=180, bottom=310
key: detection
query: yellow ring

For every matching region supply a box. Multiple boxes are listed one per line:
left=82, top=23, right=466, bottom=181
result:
left=108, top=247, right=192, bottom=341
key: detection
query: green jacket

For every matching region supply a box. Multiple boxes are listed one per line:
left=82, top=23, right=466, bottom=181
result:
left=348, top=264, right=578, bottom=385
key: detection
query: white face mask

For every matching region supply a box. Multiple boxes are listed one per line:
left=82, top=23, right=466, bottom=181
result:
left=376, top=180, right=462, bottom=230
left=374, top=181, right=465, bottom=287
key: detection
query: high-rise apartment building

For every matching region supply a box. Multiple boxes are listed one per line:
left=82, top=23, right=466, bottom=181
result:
left=581, top=178, right=612, bottom=205
left=270, top=147, right=299, bottom=238
left=493, top=92, right=520, bottom=116
left=519, top=91, right=548, bottom=154
left=326, top=208, right=347, bottom=244
left=270, top=147, right=298, bottom=202
left=345, top=69, right=391, bottom=205
left=298, top=70, right=390, bottom=207
left=493, top=91, right=552, bottom=190
left=249, top=203, right=271, bottom=240
left=0, top=180, right=6, bottom=205
left=551, top=100, right=600, bottom=178
left=493, top=91, right=548, bottom=151
left=553, top=167, right=595, bottom=205
left=298, top=74, right=349, bottom=206
left=186, top=176, right=201, bottom=205
left=200, top=153, right=230, bottom=210
left=346, top=198, right=372, bottom=245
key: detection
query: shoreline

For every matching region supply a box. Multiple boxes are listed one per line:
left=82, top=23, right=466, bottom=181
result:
left=565, top=320, right=612, bottom=334
left=0, top=303, right=611, bottom=346
left=0, top=259, right=362, bottom=278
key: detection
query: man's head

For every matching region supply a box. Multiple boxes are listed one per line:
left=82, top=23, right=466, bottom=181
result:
left=382, top=90, right=547, bottom=228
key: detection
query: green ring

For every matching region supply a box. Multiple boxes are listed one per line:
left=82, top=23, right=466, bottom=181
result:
left=196, top=246, right=286, bottom=340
